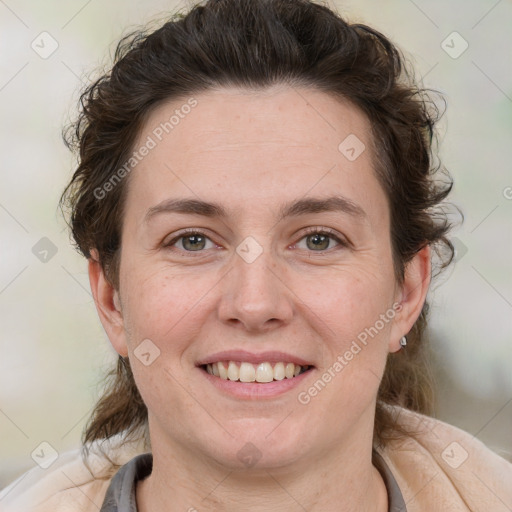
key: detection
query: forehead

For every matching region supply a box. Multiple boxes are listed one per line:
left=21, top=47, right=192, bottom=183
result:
left=125, top=86, right=387, bottom=226
left=138, top=85, right=370, bottom=157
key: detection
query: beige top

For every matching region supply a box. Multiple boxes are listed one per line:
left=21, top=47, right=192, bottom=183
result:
left=1, top=406, right=511, bottom=511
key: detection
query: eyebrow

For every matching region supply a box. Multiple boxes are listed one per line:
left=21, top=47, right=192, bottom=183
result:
left=144, top=195, right=367, bottom=224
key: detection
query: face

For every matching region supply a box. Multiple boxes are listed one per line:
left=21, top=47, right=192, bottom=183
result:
left=93, top=85, right=428, bottom=471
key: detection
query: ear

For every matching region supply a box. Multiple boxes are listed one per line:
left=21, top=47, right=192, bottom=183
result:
left=88, top=249, right=128, bottom=357
left=389, top=245, right=431, bottom=353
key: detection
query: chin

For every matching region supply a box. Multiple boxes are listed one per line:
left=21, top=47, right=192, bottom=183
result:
left=196, top=420, right=311, bottom=470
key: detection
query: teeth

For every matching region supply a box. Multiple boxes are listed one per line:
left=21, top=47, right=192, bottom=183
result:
left=255, top=362, right=273, bottom=383
left=204, top=361, right=309, bottom=382
left=227, top=361, right=239, bottom=381
left=273, top=362, right=285, bottom=381
left=218, top=361, right=228, bottom=380
left=239, top=362, right=256, bottom=382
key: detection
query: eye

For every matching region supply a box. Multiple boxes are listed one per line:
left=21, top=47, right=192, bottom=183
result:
left=164, top=229, right=217, bottom=253
left=163, top=227, right=348, bottom=255
left=294, top=227, right=346, bottom=252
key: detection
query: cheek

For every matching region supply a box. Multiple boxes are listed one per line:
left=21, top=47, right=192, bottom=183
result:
left=121, top=269, right=206, bottom=415
left=304, top=272, right=395, bottom=409
left=120, top=265, right=215, bottom=353
left=129, top=354, right=195, bottom=437
left=300, top=278, right=393, bottom=420
left=309, top=269, right=394, bottom=342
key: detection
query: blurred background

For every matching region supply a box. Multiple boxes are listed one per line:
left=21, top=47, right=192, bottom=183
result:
left=1, top=0, right=511, bottom=490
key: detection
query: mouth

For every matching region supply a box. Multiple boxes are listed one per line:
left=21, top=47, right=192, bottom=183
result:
left=200, top=361, right=313, bottom=383
left=195, top=350, right=316, bottom=398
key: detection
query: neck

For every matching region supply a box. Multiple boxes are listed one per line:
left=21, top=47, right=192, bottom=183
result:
left=136, top=421, right=388, bottom=512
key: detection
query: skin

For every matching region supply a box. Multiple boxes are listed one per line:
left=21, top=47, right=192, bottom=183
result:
left=89, top=84, right=430, bottom=511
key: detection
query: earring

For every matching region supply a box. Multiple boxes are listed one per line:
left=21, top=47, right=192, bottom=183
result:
left=400, top=336, right=407, bottom=348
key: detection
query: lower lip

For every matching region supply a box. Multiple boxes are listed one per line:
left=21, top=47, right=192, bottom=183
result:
left=197, top=366, right=314, bottom=399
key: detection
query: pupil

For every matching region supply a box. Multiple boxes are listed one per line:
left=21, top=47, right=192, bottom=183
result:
left=184, top=234, right=204, bottom=251
left=308, top=234, right=328, bottom=250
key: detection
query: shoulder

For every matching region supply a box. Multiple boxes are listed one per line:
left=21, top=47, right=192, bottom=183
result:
left=375, top=405, right=512, bottom=512
left=0, top=434, right=147, bottom=512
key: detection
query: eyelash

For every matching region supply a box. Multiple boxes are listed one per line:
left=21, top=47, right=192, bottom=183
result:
left=163, top=226, right=347, bottom=256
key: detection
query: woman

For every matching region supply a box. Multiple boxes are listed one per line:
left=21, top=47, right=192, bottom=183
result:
left=1, top=0, right=510, bottom=510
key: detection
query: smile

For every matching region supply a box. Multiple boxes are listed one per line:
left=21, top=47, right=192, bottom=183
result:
left=202, top=361, right=311, bottom=383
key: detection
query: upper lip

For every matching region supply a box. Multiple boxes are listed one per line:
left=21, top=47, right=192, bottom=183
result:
left=196, top=350, right=314, bottom=367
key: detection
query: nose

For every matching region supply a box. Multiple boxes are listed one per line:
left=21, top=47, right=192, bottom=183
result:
left=217, top=245, right=294, bottom=333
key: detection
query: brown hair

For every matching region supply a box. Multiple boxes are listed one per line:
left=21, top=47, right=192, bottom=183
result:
left=60, top=0, right=458, bottom=456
